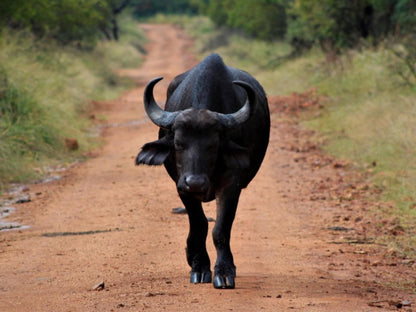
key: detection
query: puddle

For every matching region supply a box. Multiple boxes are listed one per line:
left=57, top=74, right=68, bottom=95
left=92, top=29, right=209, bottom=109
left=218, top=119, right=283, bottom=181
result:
left=0, top=222, right=29, bottom=231
left=38, top=174, right=61, bottom=184
left=0, top=116, right=143, bottom=232
left=0, top=206, right=29, bottom=232
left=1, top=168, right=66, bottom=232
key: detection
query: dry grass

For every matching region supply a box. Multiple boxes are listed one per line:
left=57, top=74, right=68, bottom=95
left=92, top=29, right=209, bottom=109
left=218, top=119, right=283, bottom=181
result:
left=177, top=15, right=416, bottom=257
left=0, top=15, right=144, bottom=190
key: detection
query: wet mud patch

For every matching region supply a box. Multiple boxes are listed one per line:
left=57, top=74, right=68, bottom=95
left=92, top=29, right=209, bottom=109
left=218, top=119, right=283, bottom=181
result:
left=0, top=206, right=29, bottom=231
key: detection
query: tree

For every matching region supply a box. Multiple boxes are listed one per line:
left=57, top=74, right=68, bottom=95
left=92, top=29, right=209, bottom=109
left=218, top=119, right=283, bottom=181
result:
left=0, top=0, right=126, bottom=45
left=201, top=0, right=288, bottom=41
left=287, top=0, right=368, bottom=50
left=286, top=0, right=415, bottom=51
left=206, top=0, right=234, bottom=26
left=394, top=0, right=416, bottom=34
left=105, top=0, right=131, bottom=40
left=131, top=0, right=198, bottom=17
left=227, top=0, right=287, bottom=40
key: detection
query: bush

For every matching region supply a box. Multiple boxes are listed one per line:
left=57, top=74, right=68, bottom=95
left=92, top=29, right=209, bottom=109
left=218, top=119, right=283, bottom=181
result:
left=388, top=34, right=416, bottom=86
left=0, top=0, right=133, bottom=45
left=287, top=0, right=416, bottom=51
left=131, top=0, right=198, bottom=17
left=200, top=0, right=287, bottom=41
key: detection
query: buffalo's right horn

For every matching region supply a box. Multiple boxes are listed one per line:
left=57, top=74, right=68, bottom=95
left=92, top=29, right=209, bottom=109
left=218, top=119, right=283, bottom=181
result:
left=143, top=77, right=179, bottom=129
left=216, top=80, right=256, bottom=128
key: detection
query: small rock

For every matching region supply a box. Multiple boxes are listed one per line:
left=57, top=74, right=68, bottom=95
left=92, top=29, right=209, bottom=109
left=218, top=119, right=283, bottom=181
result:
left=402, top=300, right=411, bottom=307
left=401, top=259, right=415, bottom=266
left=92, top=281, right=105, bottom=291
left=328, top=226, right=353, bottom=232
left=15, top=196, right=31, bottom=204
left=333, top=162, right=346, bottom=169
left=389, top=300, right=405, bottom=308
left=145, top=291, right=165, bottom=297
left=368, top=301, right=385, bottom=308
left=353, top=250, right=368, bottom=255
left=171, top=207, right=187, bottom=214
left=389, top=225, right=405, bottom=236
left=65, top=138, right=79, bottom=151
left=293, top=156, right=306, bottom=163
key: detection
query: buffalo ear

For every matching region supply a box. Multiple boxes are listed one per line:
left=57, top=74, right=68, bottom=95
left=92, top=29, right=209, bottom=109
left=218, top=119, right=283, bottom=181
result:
left=223, top=141, right=250, bottom=169
left=136, top=136, right=173, bottom=166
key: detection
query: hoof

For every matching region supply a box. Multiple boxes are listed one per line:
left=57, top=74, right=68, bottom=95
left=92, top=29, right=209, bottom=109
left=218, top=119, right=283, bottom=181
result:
left=190, top=271, right=212, bottom=284
left=213, top=275, right=235, bottom=289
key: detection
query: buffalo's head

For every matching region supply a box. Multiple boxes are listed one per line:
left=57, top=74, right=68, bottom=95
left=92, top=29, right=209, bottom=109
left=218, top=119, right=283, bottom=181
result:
left=136, top=77, right=255, bottom=199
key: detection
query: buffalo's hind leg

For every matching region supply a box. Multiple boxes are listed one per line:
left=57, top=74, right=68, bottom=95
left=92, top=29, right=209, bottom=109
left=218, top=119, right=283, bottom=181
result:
left=180, top=195, right=212, bottom=284
left=212, top=187, right=241, bottom=289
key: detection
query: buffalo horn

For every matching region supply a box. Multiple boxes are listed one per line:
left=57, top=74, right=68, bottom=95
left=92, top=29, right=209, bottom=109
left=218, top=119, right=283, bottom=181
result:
left=143, top=77, right=179, bottom=129
left=216, top=80, right=255, bottom=128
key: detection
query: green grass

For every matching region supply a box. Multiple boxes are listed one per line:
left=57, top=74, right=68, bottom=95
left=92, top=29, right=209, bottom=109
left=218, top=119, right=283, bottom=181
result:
left=0, top=14, right=145, bottom=190
left=166, top=15, right=416, bottom=256
left=302, top=50, right=416, bottom=218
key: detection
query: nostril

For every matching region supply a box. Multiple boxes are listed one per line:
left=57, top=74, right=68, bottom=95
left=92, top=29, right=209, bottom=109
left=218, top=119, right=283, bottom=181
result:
left=185, top=175, right=200, bottom=187
left=184, top=175, right=208, bottom=192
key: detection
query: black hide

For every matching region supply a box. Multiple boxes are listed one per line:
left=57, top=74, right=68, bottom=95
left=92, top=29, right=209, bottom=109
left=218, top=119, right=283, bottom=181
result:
left=136, top=53, right=270, bottom=289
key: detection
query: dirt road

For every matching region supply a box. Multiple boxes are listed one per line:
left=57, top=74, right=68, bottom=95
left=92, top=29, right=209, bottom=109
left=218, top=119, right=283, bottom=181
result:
left=1, top=24, right=415, bottom=312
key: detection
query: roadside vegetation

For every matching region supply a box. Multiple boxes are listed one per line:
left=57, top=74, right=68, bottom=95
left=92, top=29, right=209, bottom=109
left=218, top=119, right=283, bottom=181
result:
left=0, top=2, right=145, bottom=190
left=187, top=17, right=416, bottom=257
left=1, top=0, right=415, bottom=257
left=138, top=0, right=416, bottom=257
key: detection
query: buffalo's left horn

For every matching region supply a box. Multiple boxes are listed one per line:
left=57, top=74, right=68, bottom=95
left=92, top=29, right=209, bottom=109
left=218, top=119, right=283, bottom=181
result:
left=143, top=77, right=179, bottom=129
left=216, top=80, right=255, bottom=128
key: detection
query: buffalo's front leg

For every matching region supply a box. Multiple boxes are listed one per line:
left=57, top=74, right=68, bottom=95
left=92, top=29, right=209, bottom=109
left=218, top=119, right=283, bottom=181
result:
left=180, top=195, right=212, bottom=283
left=212, top=187, right=241, bottom=289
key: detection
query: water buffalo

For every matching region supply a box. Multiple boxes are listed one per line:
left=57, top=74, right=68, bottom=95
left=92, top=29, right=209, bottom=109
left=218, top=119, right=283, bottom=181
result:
left=136, top=53, right=270, bottom=289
